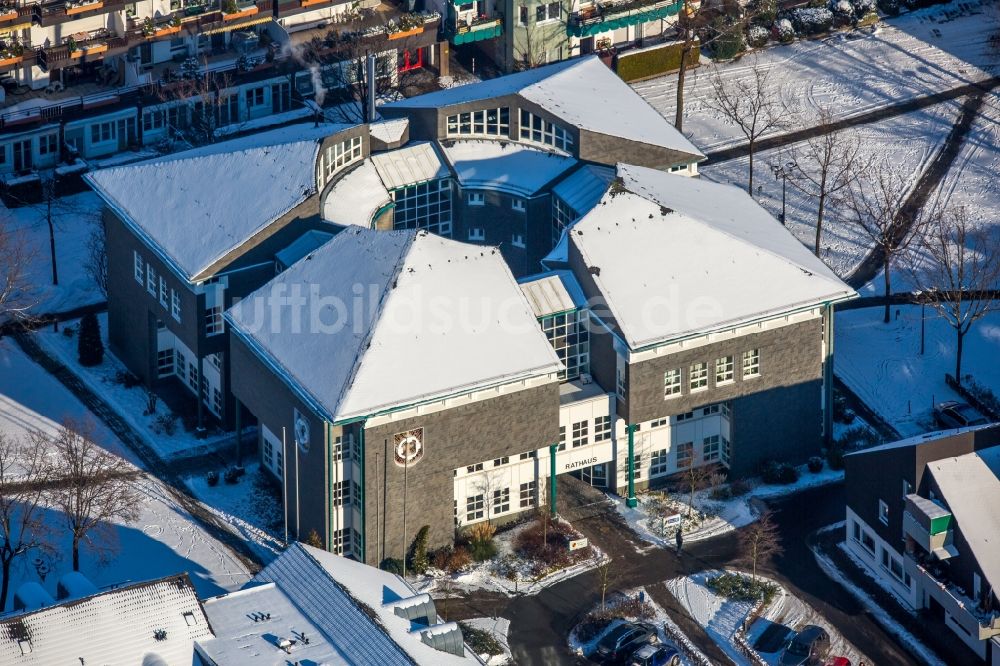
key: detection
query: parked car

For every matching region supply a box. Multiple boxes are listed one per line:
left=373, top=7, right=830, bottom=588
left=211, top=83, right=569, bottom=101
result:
left=824, top=657, right=852, bottom=666
left=628, top=643, right=681, bottom=666
left=595, top=622, right=658, bottom=663
left=779, top=625, right=830, bottom=666
left=934, top=401, right=989, bottom=429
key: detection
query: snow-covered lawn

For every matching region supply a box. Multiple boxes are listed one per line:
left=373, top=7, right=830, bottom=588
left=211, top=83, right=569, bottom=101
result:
left=835, top=305, right=1000, bottom=436
left=614, top=464, right=847, bottom=548
left=0, top=338, right=252, bottom=605
left=2, top=191, right=105, bottom=320
left=701, top=100, right=958, bottom=276
left=633, top=1, right=1000, bottom=151
left=33, top=313, right=232, bottom=460
left=667, top=571, right=868, bottom=666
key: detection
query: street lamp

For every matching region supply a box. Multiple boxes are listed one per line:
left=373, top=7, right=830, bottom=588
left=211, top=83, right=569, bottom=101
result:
left=770, top=160, right=796, bottom=225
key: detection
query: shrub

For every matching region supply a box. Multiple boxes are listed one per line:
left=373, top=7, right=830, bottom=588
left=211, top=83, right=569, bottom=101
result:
left=712, top=19, right=746, bottom=60
left=773, top=18, right=795, bottom=42
left=115, top=370, right=142, bottom=388
left=77, top=313, right=104, bottom=367
left=876, top=0, right=898, bottom=15
left=304, top=529, right=324, bottom=549
left=467, top=522, right=497, bottom=562
left=963, top=376, right=1000, bottom=419
left=731, top=478, right=753, bottom=496
left=151, top=413, right=177, bottom=436
left=206, top=470, right=219, bottom=486
left=707, top=572, right=778, bottom=604
left=431, top=546, right=452, bottom=571
left=615, top=41, right=699, bottom=83
left=747, top=25, right=770, bottom=47
left=790, top=7, right=833, bottom=34
left=826, top=446, right=845, bottom=470
left=807, top=456, right=824, bottom=473
left=836, top=424, right=881, bottom=451
left=408, top=525, right=431, bottom=575
left=850, top=0, right=876, bottom=14
left=830, top=0, right=855, bottom=23
left=380, top=557, right=404, bottom=575
left=62, top=325, right=75, bottom=338
left=710, top=485, right=733, bottom=501
left=445, top=546, right=472, bottom=573
left=458, top=622, right=504, bottom=657
left=760, top=460, right=799, bottom=485
left=748, top=0, right=777, bottom=25
left=514, top=517, right=587, bottom=570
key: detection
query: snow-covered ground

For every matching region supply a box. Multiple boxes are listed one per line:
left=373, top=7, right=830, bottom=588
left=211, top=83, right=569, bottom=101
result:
left=33, top=314, right=233, bottom=460
left=835, top=305, right=1000, bottom=436
left=1, top=191, right=106, bottom=320
left=701, top=100, right=958, bottom=276
left=633, top=1, right=1000, bottom=152
left=0, top=338, right=252, bottom=606
left=667, top=571, right=868, bottom=666
left=463, top=616, right=512, bottom=666
left=614, top=464, right=846, bottom=549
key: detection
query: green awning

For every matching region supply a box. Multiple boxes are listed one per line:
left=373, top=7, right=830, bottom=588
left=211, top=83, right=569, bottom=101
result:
left=448, top=22, right=502, bottom=44
left=568, top=1, right=681, bottom=37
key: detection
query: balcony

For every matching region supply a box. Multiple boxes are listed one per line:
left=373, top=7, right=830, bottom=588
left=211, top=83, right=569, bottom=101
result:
left=445, top=15, right=502, bottom=45
left=567, top=0, right=681, bottom=37
left=0, top=4, right=34, bottom=30
left=904, top=552, right=1000, bottom=642
left=34, top=0, right=128, bottom=26
left=35, top=30, right=128, bottom=71
left=902, top=493, right=955, bottom=558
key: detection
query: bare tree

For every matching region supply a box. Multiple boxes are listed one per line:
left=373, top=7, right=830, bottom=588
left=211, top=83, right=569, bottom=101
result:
left=50, top=419, right=142, bottom=571
left=0, top=432, right=53, bottom=611
left=682, top=462, right=721, bottom=518
left=739, top=509, right=782, bottom=582
left=707, top=56, right=787, bottom=193
left=595, top=554, right=613, bottom=611
left=0, top=226, right=35, bottom=322
left=787, top=108, right=870, bottom=256
left=156, top=65, right=239, bottom=147
left=85, top=219, right=108, bottom=298
left=907, top=207, right=1000, bottom=384
left=844, top=160, right=925, bottom=323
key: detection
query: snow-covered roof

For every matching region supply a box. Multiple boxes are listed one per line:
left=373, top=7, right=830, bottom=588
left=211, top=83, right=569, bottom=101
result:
left=85, top=123, right=357, bottom=282
left=570, top=164, right=856, bottom=349
left=275, top=229, right=335, bottom=269
left=442, top=140, right=576, bottom=197
left=227, top=228, right=561, bottom=422
left=845, top=424, right=998, bottom=457
left=384, top=56, right=703, bottom=159
left=323, top=161, right=392, bottom=229
left=927, top=446, right=1000, bottom=592
left=242, top=543, right=483, bottom=665
left=552, top=164, right=616, bottom=216
left=371, top=141, right=448, bottom=190
left=369, top=117, right=410, bottom=144
left=518, top=270, right=587, bottom=318
left=0, top=574, right=211, bottom=666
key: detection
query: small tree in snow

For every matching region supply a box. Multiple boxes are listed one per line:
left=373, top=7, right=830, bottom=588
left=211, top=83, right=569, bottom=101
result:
left=739, top=509, right=783, bottom=582
left=595, top=555, right=614, bottom=611
left=907, top=207, right=1000, bottom=384
left=682, top=462, right=721, bottom=518
left=0, top=226, right=35, bottom=323
left=85, top=220, right=108, bottom=298
left=707, top=56, right=788, bottom=194
left=77, top=312, right=104, bottom=367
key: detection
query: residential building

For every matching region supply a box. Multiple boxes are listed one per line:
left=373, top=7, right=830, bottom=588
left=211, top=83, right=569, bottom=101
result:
left=844, top=425, right=1000, bottom=662
left=0, top=573, right=211, bottom=665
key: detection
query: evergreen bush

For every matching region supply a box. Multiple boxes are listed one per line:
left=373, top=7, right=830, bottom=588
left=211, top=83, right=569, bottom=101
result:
left=77, top=312, right=104, bottom=366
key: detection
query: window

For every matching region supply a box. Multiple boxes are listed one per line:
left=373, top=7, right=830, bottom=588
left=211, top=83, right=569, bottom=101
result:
left=572, top=420, right=588, bottom=448
left=467, top=192, right=485, bottom=206
left=633, top=453, right=642, bottom=479
left=211, top=387, right=222, bottom=416
left=143, top=109, right=165, bottom=132
left=493, top=488, right=510, bottom=515
left=689, top=362, right=708, bottom=391
left=650, top=449, right=669, bottom=477
left=156, top=349, right=174, bottom=377
left=616, top=366, right=627, bottom=399
left=332, top=480, right=349, bottom=507
left=519, top=110, right=573, bottom=151
left=391, top=178, right=452, bottom=237
left=245, top=86, right=265, bottom=108
left=511, top=198, right=526, bottom=212
left=205, top=305, right=224, bottom=336
left=881, top=547, right=910, bottom=587
left=146, top=265, right=156, bottom=296
left=551, top=196, right=578, bottom=247
left=540, top=310, right=589, bottom=381
left=466, top=494, right=485, bottom=522
left=518, top=4, right=528, bottom=24
left=675, top=411, right=694, bottom=423
left=445, top=107, right=510, bottom=138
left=39, top=134, right=57, bottom=155
left=90, top=121, right=115, bottom=144
left=878, top=499, right=889, bottom=525
left=332, top=436, right=345, bottom=462
left=468, top=227, right=485, bottom=241
left=535, top=0, right=560, bottom=21
left=209, top=353, right=222, bottom=371
left=519, top=481, right=536, bottom=508
left=323, top=136, right=363, bottom=180
left=703, top=404, right=720, bottom=416
left=650, top=417, right=668, bottom=428
left=134, top=251, right=144, bottom=284
left=519, top=450, right=537, bottom=460
left=159, top=276, right=168, bottom=308
left=331, top=527, right=351, bottom=555
left=677, top=441, right=693, bottom=468
left=594, top=416, right=611, bottom=442
left=170, top=289, right=182, bottom=323
left=466, top=462, right=484, bottom=473
left=492, top=456, right=509, bottom=467
left=716, top=356, right=734, bottom=384
left=703, top=435, right=720, bottom=462
left=512, top=233, right=526, bottom=248
left=902, top=478, right=913, bottom=497
left=558, top=425, right=566, bottom=451
left=742, top=349, right=760, bottom=378
left=663, top=368, right=682, bottom=398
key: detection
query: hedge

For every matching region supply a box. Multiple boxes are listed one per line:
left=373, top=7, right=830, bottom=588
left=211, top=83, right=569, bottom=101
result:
left=616, top=41, right=700, bottom=83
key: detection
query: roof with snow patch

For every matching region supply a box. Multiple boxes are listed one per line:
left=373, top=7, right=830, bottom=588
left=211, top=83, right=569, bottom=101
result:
left=518, top=270, right=587, bottom=318
left=371, top=141, right=449, bottom=190
left=0, top=574, right=210, bottom=666
left=552, top=164, right=616, bottom=216
left=85, top=123, right=356, bottom=282
left=384, top=57, right=703, bottom=159
left=323, top=160, right=393, bottom=229
left=569, top=164, right=855, bottom=349
left=226, top=227, right=561, bottom=422
left=442, top=140, right=576, bottom=197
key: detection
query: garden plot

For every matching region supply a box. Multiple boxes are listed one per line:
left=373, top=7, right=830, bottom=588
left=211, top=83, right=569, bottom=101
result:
left=0, top=338, right=252, bottom=605
left=461, top=617, right=512, bottom=666
left=667, top=571, right=868, bottom=666
left=632, top=0, right=1000, bottom=152
left=700, top=100, right=958, bottom=277
left=1, top=191, right=105, bottom=322
left=34, top=314, right=233, bottom=460
left=835, top=305, right=1000, bottom=436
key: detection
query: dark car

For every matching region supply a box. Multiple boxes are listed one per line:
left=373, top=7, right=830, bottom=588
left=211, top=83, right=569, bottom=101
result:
left=934, top=401, right=989, bottom=429
left=594, top=622, right=658, bottom=663
left=779, top=625, right=830, bottom=666
left=628, top=643, right=681, bottom=666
